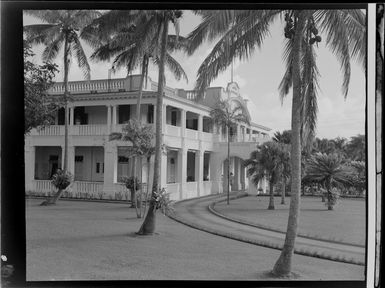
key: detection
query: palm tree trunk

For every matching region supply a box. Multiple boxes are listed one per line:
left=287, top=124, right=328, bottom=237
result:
left=281, top=177, right=286, bottom=205
left=40, top=189, right=63, bottom=206
left=63, top=34, right=69, bottom=172
left=143, top=156, right=151, bottom=215
left=227, top=124, right=230, bottom=205
left=268, top=179, right=275, bottom=210
left=326, top=178, right=333, bottom=210
left=272, top=11, right=306, bottom=277
left=137, top=20, right=169, bottom=235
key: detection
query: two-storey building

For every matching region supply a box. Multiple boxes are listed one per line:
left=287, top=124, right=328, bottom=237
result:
left=25, top=75, right=271, bottom=201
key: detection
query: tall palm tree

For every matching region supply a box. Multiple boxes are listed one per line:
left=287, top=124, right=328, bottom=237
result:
left=303, top=153, right=353, bottom=210
left=210, top=98, right=249, bottom=204
left=186, top=8, right=365, bottom=276
left=89, top=13, right=188, bottom=209
left=245, top=141, right=289, bottom=209
left=24, top=10, right=101, bottom=205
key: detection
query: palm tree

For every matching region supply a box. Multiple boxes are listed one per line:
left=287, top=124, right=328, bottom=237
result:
left=210, top=98, right=249, bottom=204
left=90, top=12, right=188, bottom=210
left=24, top=10, right=101, bottom=205
left=186, top=9, right=365, bottom=276
left=272, top=130, right=292, bottom=145
left=273, top=130, right=292, bottom=204
left=345, top=134, right=366, bottom=161
left=245, top=141, right=289, bottom=209
left=303, top=153, right=353, bottom=210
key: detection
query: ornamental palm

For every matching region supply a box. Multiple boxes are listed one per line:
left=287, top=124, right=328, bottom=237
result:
left=24, top=10, right=101, bottom=205
left=187, top=8, right=365, bottom=276
left=303, top=153, right=353, bottom=210
left=210, top=98, right=249, bottom=204
left=245, top=141, right=289, bottom=209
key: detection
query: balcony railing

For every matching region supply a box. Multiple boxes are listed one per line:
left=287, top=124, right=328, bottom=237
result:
left=165, top=124, right=181, bottom=137
left=185, top=128, right=198, bottom=140
left=30, top=125, right=64, bottom=136
left=49, top=79, right=126, bottom=94
left=70, top=125, right=108, bottom=136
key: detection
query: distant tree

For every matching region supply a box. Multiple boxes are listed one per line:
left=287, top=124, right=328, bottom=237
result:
left=273, top=130, right=292, bottom=145
left=245, top=141, right=289, bottom=210
left=24, top=40, right=59, bottom=134
left=345, top=134, right=366, bottom=162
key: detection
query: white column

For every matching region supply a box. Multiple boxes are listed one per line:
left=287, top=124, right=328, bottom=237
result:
left=25, top=145, right=36, bottom=191
left=68, top=146, right=75, bottom=175
left=112, top=105, right=118, bottom=125
left=178, top=147, right=187, bottom=200
left=198, top=114, right=203, bottom=139
left=210, top=154, right=223, bottom=194
left=180, top=109, right=186, bottom=137
left=195, top=150, right=204, bottom=197
left=103, top=144, right=117, bottom=197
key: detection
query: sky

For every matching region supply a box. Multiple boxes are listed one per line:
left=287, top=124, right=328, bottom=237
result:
left=23, top=10, right=366, bottom=140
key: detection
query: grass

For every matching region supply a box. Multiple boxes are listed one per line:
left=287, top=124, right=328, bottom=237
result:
left=26, top=198, right=364, bottom=281
left=214, top=195, right=366, bottom=246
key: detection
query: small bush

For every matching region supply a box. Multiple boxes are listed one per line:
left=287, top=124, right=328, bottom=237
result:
left=122, top=176, right=141, bottom=191
left=51, top=170, right=73, bottom=190
left=152, top=187, right=174, bottom=215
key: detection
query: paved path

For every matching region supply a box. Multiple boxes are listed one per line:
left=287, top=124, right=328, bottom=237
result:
left=170, top=192, right=365, bottom=265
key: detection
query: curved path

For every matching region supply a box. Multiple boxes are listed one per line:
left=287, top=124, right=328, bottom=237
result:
left=169, top=192, right=365, bottom=265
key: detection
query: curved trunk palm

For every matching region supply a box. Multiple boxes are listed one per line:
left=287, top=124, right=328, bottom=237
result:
left=137, top=20, right=169, bottom=235
left=272, top=11, right=306, bottom=277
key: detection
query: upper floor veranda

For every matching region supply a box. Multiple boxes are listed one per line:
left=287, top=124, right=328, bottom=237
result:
left=28, top=75, right=271, bottom=144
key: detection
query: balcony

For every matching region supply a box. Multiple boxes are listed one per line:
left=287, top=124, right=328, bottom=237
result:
left=185, top=128, right=198, bottom=140
left=70, top=125, right=108, bottom=136
left=165, top=124, right=181, bottom=137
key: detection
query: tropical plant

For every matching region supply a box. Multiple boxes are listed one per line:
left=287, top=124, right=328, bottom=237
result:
left=41, top=170, right=73, bottom=206
left=24, top=10, right=101, bottom=204
left=210, top=98, right=249, bottom=204
left=303, top=153, right=354, bottom=210
left=272, top=130, right=291, bottom=204
left=245, top=141, right=289, bottom=209
left=110, top=119, right=154, bottom=217
left=186, top=9, right=365, bottom=276
left=24, top=40, right=59, bottom=134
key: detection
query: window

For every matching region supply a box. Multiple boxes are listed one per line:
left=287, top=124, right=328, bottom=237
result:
left=75, top=156, right=83, bottom=162
left=118, top=156, right=129, bottom=163
left=96, top=162, right=100, bottom=173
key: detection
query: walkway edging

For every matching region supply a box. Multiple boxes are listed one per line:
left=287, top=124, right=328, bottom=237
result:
left=209, top=197, right=365, bottom=248
left=168, top=196, right=364, bottom=266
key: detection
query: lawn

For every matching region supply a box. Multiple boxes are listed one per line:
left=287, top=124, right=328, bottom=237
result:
left=214, top=195, right=366, bottom=246
left=26, top=198, right=364, bottom=281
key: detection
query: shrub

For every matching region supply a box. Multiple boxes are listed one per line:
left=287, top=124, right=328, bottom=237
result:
left=122, top=176, right=141, bottom=191
left=51, top=170, right=73, bottom=190
left=152, top=187, right=174, bottom=215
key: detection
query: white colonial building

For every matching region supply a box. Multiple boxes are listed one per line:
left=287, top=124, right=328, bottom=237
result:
left=25, top=75, right=271, bottom=201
